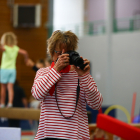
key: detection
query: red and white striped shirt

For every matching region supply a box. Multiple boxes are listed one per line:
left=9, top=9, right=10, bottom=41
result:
left=31, top=67, right=103, bottom=140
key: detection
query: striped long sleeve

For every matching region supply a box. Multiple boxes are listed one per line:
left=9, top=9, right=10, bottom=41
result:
left=79, top=72, right=103, bottom=110
left=31, top=67, right=61, bottom=101
left=31, top=67, right=103, bottom=140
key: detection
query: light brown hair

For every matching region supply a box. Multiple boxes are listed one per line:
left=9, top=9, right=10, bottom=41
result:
left=47, top=30, right=79, bottom=57
left=0, top=32, right=17, bottom=46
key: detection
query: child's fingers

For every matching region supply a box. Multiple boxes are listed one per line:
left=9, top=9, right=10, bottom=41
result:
left=62, top=49, right=65, bottom=54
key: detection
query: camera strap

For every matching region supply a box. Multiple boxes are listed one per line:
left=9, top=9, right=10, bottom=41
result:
left=55, top=79, right=80, bottom=119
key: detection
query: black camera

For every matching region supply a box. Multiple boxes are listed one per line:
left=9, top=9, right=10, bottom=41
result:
left=65, top=51, right=87, bottom=70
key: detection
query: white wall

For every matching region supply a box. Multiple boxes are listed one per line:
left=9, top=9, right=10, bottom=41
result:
left=53, top=0, right=84, bottom=35
left=116, top=0, right=140, bottom=18
left=78, top=31, right=140, bottom=122
left=87, top=0, right=140, bottom=21
left=87, top=0, right=105, bottom=21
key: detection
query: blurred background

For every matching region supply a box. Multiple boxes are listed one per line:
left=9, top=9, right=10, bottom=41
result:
left=0, top=0, right=140, bottom=139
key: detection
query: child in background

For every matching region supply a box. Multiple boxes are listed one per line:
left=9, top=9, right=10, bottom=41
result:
left=26, top=58, right=45, bottom=72
left=26, top=57, right=51, bottom=72
left=0, top=32, right=29, bottom=108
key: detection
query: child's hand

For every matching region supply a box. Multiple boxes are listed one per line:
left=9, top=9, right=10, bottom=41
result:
left=26, top=58, right=34, bottom=67
left=0, top=45, right=5, bottom=51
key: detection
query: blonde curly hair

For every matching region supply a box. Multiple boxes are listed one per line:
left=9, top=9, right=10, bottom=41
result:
left=47, top=30, right=79, bottom=57
left=0, top=32, right=17, bottom=46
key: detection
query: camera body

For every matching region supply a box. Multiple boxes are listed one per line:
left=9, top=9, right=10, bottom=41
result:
left=65, top=51, right=87, bottom=70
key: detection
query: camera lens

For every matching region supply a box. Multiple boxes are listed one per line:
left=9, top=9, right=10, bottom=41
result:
left=74, top=57, right=83, bottom=66
left=65, top=51, right=87, bottom=70
left=75, top=57, right=87, bottom=70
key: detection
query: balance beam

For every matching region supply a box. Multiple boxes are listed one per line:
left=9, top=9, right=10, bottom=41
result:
left=0, top=108, right=91, bottom=121
left=0, top=108, right=40, bottom=120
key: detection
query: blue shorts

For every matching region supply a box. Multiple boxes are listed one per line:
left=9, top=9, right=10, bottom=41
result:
left=0, top=69, right=16, bottom=84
